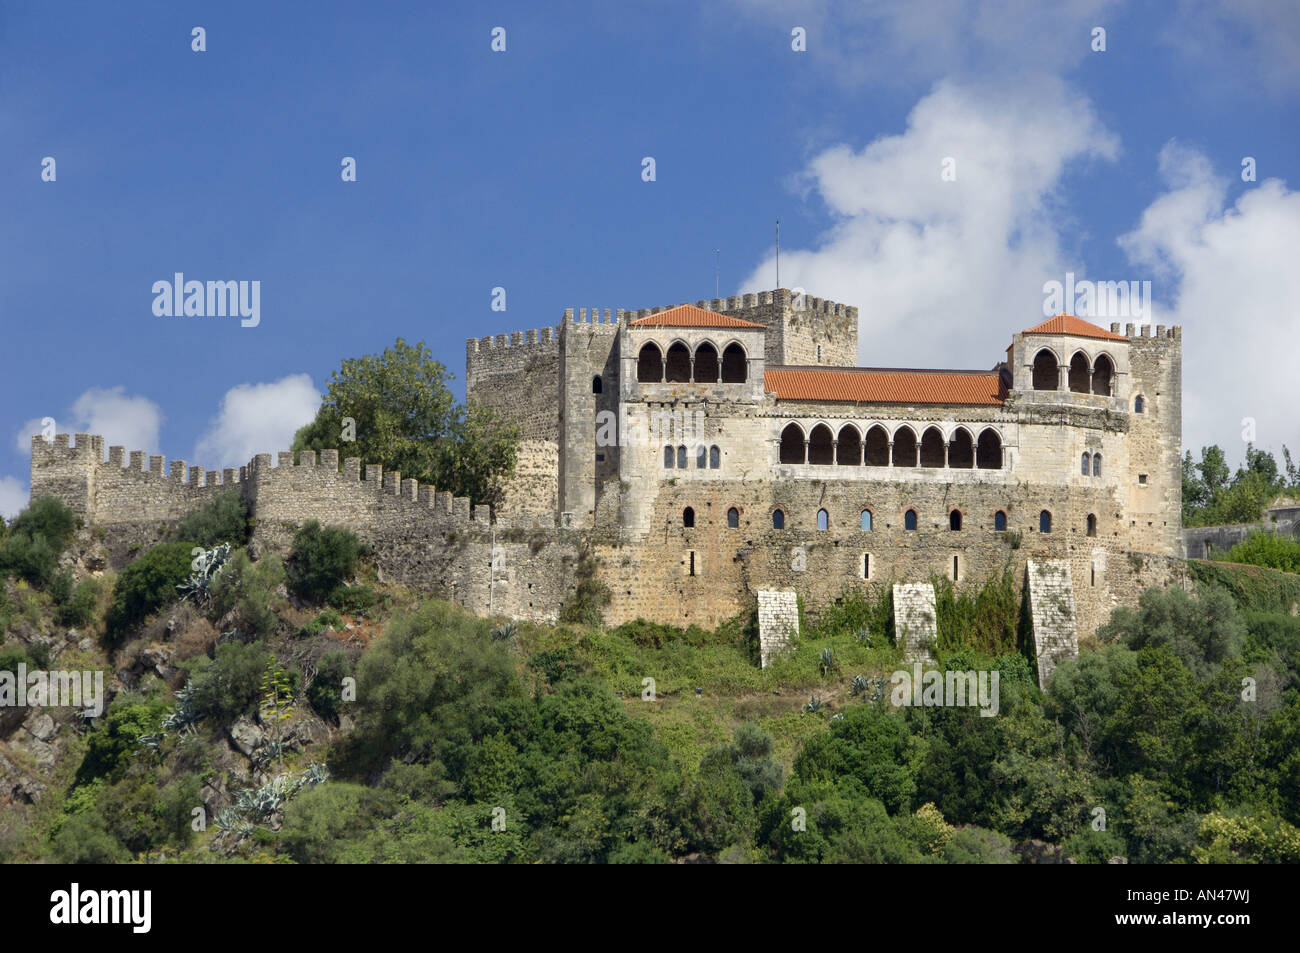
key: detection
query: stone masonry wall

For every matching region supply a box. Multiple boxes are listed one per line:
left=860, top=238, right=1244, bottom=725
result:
left=756, top=589, right=798, bottom=667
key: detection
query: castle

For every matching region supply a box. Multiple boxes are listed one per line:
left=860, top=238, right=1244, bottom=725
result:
left=30, top=289, right=1186, bottom=681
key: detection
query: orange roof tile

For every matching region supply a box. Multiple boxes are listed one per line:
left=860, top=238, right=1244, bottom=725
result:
left=764, top=367, right=1007, bottom=405
left=1023, top=314, right=1128, bottom=341
left=628, top=304, right=765, bottom=329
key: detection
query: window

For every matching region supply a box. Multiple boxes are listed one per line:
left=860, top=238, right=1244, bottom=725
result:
left=697, top=445, right=707, bottom=469
left=860, top=510, right=873, bottom=531
left=1092, top=354, right=1114, bottom=396
left=808, top=424, right=834, bottom=465
left=1092, top=453, right=1102, bottom=478
left=863, top=553, right=871, bottom=579
left=1032, top=349, right=1059, bottom=391
left=1068, top=351, right=1090, bottom=393
left=816, top=345, right=822, bottom=362
left=1138, top=474, right=1148, bottom=485
left=994, top=510, right=1007, bottom=531
left=1090, top=561, right=1096, bottom=586
left=592, top=376, right=602, bottom=394
left=817, top=509, right=829, bottom=531
left=663, top=446, right=674, bottom=468
left=1039, top=510, right=1052, bottom=533
left=952, top=555, right=960, bottom=581
left=976, top=428, right=1002, bottom=469
left=637, top=343, right=663, bottom=382
left=595, top=452, right=605, bottom=462
left=904, top=509, right=918, bottom=531
left=709, top=445, right=720, bottom=469
left=772, top=508, right=785, bottom=530
left=721, top=343, right=747, bottom=382
left=1135, top=395, right=1145, bottom=413
left=779, top=424, right=805, bottom=464
left=677, top=445, right=687, bottom=469
left=949, top=510, right=962, bottom=531
left=665, top=342, right=691, bottom=382
left=727, top=507, right=739, bottom=528
left=693, top=343, right=719, bottom=382
left=688, top=551, right=696, bottom=576
left=1081, top=453, right=1090, bottom=476
left=1086, top=513, right=1097, bottom=537
left=683, top=507, right=695, bottom=528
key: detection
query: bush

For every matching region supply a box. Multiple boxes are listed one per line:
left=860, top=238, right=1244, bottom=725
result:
left=105, top=541, right=195, bottom=644
left=175, top=490, right=251, bottom=547
left=209, top=549, right=285, bottom=638
left=1226, top=531, right=1300, bottom=575
left=47, top=813, right=129, bottom=864
left=290, top=521, right=360, bottom=602
left=328, top=584, right=376, bottom=614
left=76, top=696, right=171, bottom=785
left=53, top=574, right=99, bottom=628
left=308, top=651, right=351, bottom=723
left=0, top=497, right=79, bottom=588
left=8, top=496, right=78, bottom=549
left=185, top=641, right=272, bottom=725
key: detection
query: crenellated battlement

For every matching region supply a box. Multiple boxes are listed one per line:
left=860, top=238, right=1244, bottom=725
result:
left=467, top=325, right=560, bottom=351
left=1110, top=322, right=1182, bottom=342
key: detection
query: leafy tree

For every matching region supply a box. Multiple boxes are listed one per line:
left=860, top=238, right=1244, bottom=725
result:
left=308, top=651, right=351, bottom=724
left=209, top=549, right=285, bottom=637
left=289, top=521, right=359, bottom=603
left=0, top=496, right=79, bottom=587
left=105, top=541, right=195, bottom=644
left=175, top=490, right=251, bottom=547
left=1098, top=585, right=1245, bottom=680
left=292, top=337, right=520, bottom=505
left=1226, top=531, right=1300, bottom=574
left=185, top=641, right=272, bottom=725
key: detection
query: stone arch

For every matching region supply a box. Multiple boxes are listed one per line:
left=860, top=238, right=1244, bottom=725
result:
left=683, top=506, right=695, bottom=528
left=721, top=342, right=747, bottom=382
left=779, top=423, right=806, bottom=464
left=1032, top=348, right=1059, bottom=390
left=860, top=424, right=888, bottom=466
left=975, top=428, right=1002, bottom=469
left=592, top=375, right=602, bottom=394
left=1086, top=513, right=1097, bottom=537
left=1039, top=509, right=1052, bottom=533
left=772, top=507, right=785, bottom=530
left=663, top=445, right=674, bottom=468
left=709, top=445, right=720, bottom=469
left=1134, top=394, right=1145, bottom=413
left=920, top=426, right=946, bottom=467
left=1092, top=452, right=1102, bottom=477
left=904, top=508, right=918, bottom=531
left=696, top=444, right=708, bottom=469
left=837, top=424, right=862, bottom=465
left=637, top=342, right=663, bottom=382
left=677, top=445, right=687, bottom=469
left=994, top=509, right=1007, bottom=531
left=1092, top=353, right=1114, bottom=396
left=948, top=427, right=974, bottom=468
left=892, top=425, right=918, bottom=467
left=949, top=509, right=963, bottom=531
left=1081, top=452, right=1091, bottom=476
left=693, top=341, right=719, bottom=383
left=727, top=506, right=740, bottom=528
left=665, top=341, right=691, bottom=382
left=1068, top=350, right=1091, bottom=393
left=808, top=424, right=835, bottom=465
left=817, top=508, right=829, bottom=531
left=860, top=508, right=873, bottom=531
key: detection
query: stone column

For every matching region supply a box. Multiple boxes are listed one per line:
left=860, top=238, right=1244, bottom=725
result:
left=887, top=441, right=894, bottom=467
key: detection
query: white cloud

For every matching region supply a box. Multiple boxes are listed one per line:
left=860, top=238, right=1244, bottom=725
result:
left=13, top=387, right=164, bottom=457
left=193, top=374, right=321, bottom=468
left=0, top=475, right=28, bottom=520
left=738, top=77, right=1119, bottom=368
left=1118, top=141, right=1300, bottom=460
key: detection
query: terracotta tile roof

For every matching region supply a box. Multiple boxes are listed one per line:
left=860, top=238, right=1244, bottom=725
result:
left=764, top=367, right=1008, bottom=405
left=1024, top=314, right=1128, bottom=341
left=628, top=304, right=765, bottom=329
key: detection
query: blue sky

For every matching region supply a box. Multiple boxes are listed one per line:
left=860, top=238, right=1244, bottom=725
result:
left=2, top=0, right=1297, bottom=514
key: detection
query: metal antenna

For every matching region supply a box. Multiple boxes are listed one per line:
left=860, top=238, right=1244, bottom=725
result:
left=714, top=249, right=720, bottom=298
left=776, top=220, right=781, bottom=289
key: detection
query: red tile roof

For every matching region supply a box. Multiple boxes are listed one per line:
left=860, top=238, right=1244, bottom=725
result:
left=764, top=367, right=1007, bottom=405
left=1024, top=314, right=1128, bottom=341
left=628, top=304, right=765, bottom=329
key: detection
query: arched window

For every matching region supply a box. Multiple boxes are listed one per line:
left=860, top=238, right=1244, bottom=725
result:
left=779, top=423, right=805, bottom=464
left=727, top=507, right=740, bottom=528
left=864, top=425, right=890, bottom=466
left=920, top=427, right=946, bottom=468
left=693, top=342, right=719, bottom=383
left=1081, top=452, right=1090, bottom=476
left=948, top=428, right=974, bottom=469
left=697, top=444, right=707, bottom=468
left=772, top=508, right=785, bottom=530
left=1134, top=394, right=1145, bottom=413
left=592, top=375, right=602, bottom=394
left=904, top=509, right=918, bottom=531
left=665, top=342, right=691, bottom=382
left=709, top=445, right=720, bottom=469
left=860, top=510, right=873, bottom=531
left=1068, top=351, right=1091, bottom=393
left=976, top=429, right=1002, bottom=469
left=1086, top=513, right=1097, bottom=537
left=994, top=510, right=1007, bottom=531
left=837, top=425, right=862, bottom=466
left=808, top=424, right=834, bottom=465
left=817, top=509, right=829, bottom=531
left=663, top=446, right=674, bottom=468
left=637, top=343, right=663, bottom=382
left=1092, top=453, right=1102, bottom=478
left=949, top=510, right=962, bottom=531
left=721, top=343, right=747, bottom=382
left=676, top=445, right=687, bottom=469
left=1032, top=349, right=1059, bottom=391
left=683, top=507, right=695, bottom=528
left=1039, top=510, right=1052, bottom=533
left=1092, top=354, right=1114, bottom=396
left=892, top=427, right=918, bottom=467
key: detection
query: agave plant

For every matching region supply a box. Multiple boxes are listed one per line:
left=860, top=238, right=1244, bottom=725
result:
left=850, top=674, right=870, bottom=697
left=803, top=694, right=828, bottom=714
left=161, top=680, right=201, bottom=734
left=177, top=542, right=232, bottom=603
left=853, top=627, right=871, bottom=644
left=136, top=731, right=164, bottom=750
left=819, top=648, right=835, bottom=675
left=491, top=623, right=517, bottom=642
left=299, top=762, right=330, bottom=788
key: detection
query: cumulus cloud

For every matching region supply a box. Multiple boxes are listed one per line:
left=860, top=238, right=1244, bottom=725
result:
left=1118, top=141, right=1300, bottom=460
left=13, top=387, right=164, bottom=457
left=193, top=374, right=321, bottom=468
left=0, top=475, right=27, bottom=520
left=738, top=77, right=1119, bottom=368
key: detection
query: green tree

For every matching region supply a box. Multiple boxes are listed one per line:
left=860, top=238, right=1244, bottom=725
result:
left=105, top=541, right=195, bottom=644
left=292, top=337, right=520, bottom=505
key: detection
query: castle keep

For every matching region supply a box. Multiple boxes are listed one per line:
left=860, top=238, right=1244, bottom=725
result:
left=31, top=289, right=1185, bottom=680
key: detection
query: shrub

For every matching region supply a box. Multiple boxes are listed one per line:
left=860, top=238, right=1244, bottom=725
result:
left=8, top=496, right=78, bottom=549
left=209, top=550, right=285, bottom=638
left=328, top=584, right=376, bottom=614
left=290, top=521, right=360, bottom=602
left=308, top=651, right=350, bottom=723
left=47, top=813, right=129, bottom=864
left=105, top=541, right=195, bottom=644
left=76, top=696, right=171, bottom=785
left=56, top=577, right=100, bottom=628
left=0, top=531, right=59, bottom=587
left=1226, top=530, right=1300, bottom=575
left=185, top=641, right=272, bottom=725
left=174, top=490, right=251, bottom=547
